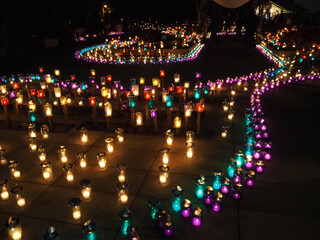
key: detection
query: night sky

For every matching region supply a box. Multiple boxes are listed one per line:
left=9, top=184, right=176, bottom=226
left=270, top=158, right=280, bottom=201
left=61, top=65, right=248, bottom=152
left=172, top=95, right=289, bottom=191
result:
left=296, top=0, right=320, bottom=12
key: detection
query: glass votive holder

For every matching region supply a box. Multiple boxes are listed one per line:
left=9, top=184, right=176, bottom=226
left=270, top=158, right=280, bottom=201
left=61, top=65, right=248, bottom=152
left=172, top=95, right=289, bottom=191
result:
left=0, top=178, right=10, bottom=200
left=155, top=210, right=167, bottom=228
left=159, top=165, right=169, bottom=186
left=80, top=127, right=89, bottom=143
left=43, top=226, right=59, bottom=240
left=212, top=192, right=223, bottom=212
left=41, top=162, right=53, bottom=180
left=171, top=186, right=184, bottom=212
left=194, top=175, right=206, bottom=199
left=186, top=131, right=194, bottom=144
left=235, top=151, right=245, bottom=167
left=232, top=183, right=243, bottom=200
left=58, top=146, right=68, bottom=163
left=68, top=197, right=82, bottom=220
left=162, top=216, right=174, bottom=237
left=117, top=182, right=129, bottom=205
left=8, top=160, right=21, bottom=179
left=147, top=197, right=161, bottom=220
left=180, top=199, right=192, bottom=218
left=221, top=126, right=228, bottom=138
left=186, top=142, right=194, bottom=159
left=126, top=225, right=140, bottom=240
left=96, top=152, right=107, bottom=169
left=40, top=125, right=49, bottom=139
left=255, top=161, right=265, bottom=174
left=26, top=137, right=37, bottom=151
left=161, top=148, right=170, bottom=165
left=226, top=159, right=236, bottom=178
left=80, top=179, right=91, bottom=200
left=105, top=138, right=114, bottom=154
left=245, top=171, right=256, bottom=187
left=165, top=129, right=174, bottom=146
left=11, top=186, right=26, bottom=207
left=191, top=207, right=203, bottom=227
left=174, top=116, right=181, bottom=129
left=0, top=149, right=6, bottom=166
left=37, top=145, right=46, bottom=161
left=82, top=220, right=98, bottom=240
left=28, top=123, right=37, bottom=138
left=76, top=152, right=87, bottom=169
left=212, top=169, right=222, bottom=190
left=233, top=167, right=243, bottom=184
left=63, top=163, right=75, bottom=182
left=117, top=163, right=127, bottom=183
left=245, top=156, right=254, bottom=170
left=6, top=216, right=22, bottom=240
left=203, top=186, right=214, bottom=205
left=135, top=112, right=143, bottom=126
left=119, top=208, right=132, bottom=236
left=115, top=128, right=124, bottom=143
left=221, top=177, right=230, bottom=195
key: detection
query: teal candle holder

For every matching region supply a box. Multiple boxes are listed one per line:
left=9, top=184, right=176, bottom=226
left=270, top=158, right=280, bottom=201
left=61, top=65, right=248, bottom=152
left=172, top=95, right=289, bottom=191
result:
left=194, top=176, right=206, bottom=199
left=43, top=226, right=59, bottom=240
left=147, top=198, right=161, bottom=220
left=166, top=94, right=173, bottom=108
left=234, top=151, right=245, bottom=167
left=128, top=96, right=136, bottom=108
left=28, top=110, right=37, bottom=123
left=212, top=170, right=223, bottom=190
left=119, top=208, right=131, bottom=236
left=226, top=159, right=236, bottom=179
left=194, top=88, right=200, bottom=100
left=82, top=220, right=98, bottom=240
left=171, top=186, right=184, bottom=212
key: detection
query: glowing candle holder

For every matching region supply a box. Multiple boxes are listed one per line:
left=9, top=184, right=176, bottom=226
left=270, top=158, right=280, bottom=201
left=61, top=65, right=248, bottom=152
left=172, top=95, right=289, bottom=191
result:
left=186, top=131, right=194, bottom=144
left=180, top=199, right=192, bottom=218
left=126, top=225, right=140, bottom=240
left=228, top=110, right=234, bottom=120
left=221, top=177, right=230, bottom=195
left=212, top=170, right=222, bottom=190
left=80, top=127, right=89, bottom=143
left=11, top=186, right=26, bottom=207
left=174, top=116, right=182, bottom=129
left=184, top=103, right=193, bottom=117
left=174, top=73, right=180, bottom=83
left=58, top=146, right=68, bottom=163
left=28, top=110, right=37, bottom=123
left=166, top=94, right=173, bottom=108
left=159, top=165, right=169, bottom=186
left=76, top=152, right=87, bottom=169
left=119, top=208, right=132, bottom=236
left=233, top=168, right=243, bottom=184
left=139, top=77, right=145, bottom=85
left=232, top=183, right=243, bottom=200
left=235, top=151, right=245, bottom=167
left=147, top=197, right=161, bottom=220
left=166, top=130, right=174, bottom=146
left=116, top=163, right=127, bottom=183
left=171, top=186, right=183, bottom=212
left=245, top=171, right=256, bottom=187
left=255, top=161, right=265, bottom=174
left=115, top=128, right=124, bottom=143
left=191, top=207, right=203, bottom=227
left=6, top=217, right=22, bottom=240
left=68, top=197, right=82, bottom=220
left=194, top=175, right=206, bottom=199
left=26, top=137, right=37, bottom=151
left=43, top=226, right=59, bottom=240
left=245, top=142, right=254, bottom=158
left=28, top=124, right=37, bottom=138
left=161, top=148, right=170, bottom=165
left=96, top=152, right=107, bottom=169
left=128, top=96, right=136, bottom=108
left=54, top=87, right=61, bottom=98
left=37, top=145, right=46, bottom=161
left=0, top=178, right=10, bottom=200
left=104, top=102, right=112, bottom=117
left=203, top=186, right=214, bottom=205
left=132, top=84, right=139, bottom=96
left=212, top=192, right=223, bottom=212
left=221, top=126, right=228, bottom=138
left=135, top=112, right=143, bottom=126
left=105, top=138, right=114, bottom=154
left=63, top=163, right=75, bottom=182
left=186, top=142, right=194, bottom=159
left=82, top=220, right=98, bottom=240
left=8, top=160, right=21, bottom=179
left=226, top=159, right=236, bottom=178
left=117, top=182, right=129, bottom=204
left=80, top=179, right=92, bottom=200
left=194, top=88, right=200, bottom=100
left=28, top=100, right=36, bottom=111
left=41, top=162, right=53, bottom=180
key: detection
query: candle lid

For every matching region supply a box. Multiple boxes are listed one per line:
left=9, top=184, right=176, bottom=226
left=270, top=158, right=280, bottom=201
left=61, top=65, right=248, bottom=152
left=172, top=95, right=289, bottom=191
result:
left=172, top=186, right=183, bottom=197
left=193, top=206, right=202, bottom=216
left=116, top=163, right=127, bottom=170
left=256, top=161, right=265, bottom=166
left=161, top=148, right=170, bottom=154
left=63, top=163, right=73, bottom=170
left=80, top=179, right=91, bottom=187
left=147, top=197, right=161, bottom=208
left=126, top=225, right=140, bottom=235
left=0, top=178, right=8, bottom=185
left=68, top=197, right=81, bottom=207
left=159, top=165, right=169, bottom=172
left=212, top=169, right=222, bottom=177
left=44, top=226, right=59, bottom=239
left=195, top=175, right=206, bottom=185
left=8, top=160, right=18, bottom=168
left=181, top=199, right=191, bottom=208
left=119, top=208, right=131, bottom=220
left=117, top=182, right=128, bottom=190
left=247, top=171, right=256, bottom=179
left=6, top=216, right=19, bottom=229
left=11, top=185, right=23, bottom=194
left=222, top=177, right=230, bottom=185
left=82, top=220, right=97, bottom=234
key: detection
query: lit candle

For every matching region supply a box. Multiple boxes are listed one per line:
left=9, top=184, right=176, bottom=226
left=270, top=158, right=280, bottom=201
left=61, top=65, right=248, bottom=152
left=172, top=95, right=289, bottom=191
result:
left=227, top=159, right=236, bottom=178
left=255, top=161, right=265, bottom=174
left=104, top=102, right=112, bottom=117
left=203, top=186, right=214, bottom=205
left=105, top=138, right=114, bottom=154
left=68, top=198, right=82, bottom=220
left=6, top=217, right=22, bottom=240
left=191, top=207, right=203, bottom=227
left=159, top=165, right=169, bottom=186
left=54, top=87, right=61, bottom=98
left=245, top=156, right=253, bottom=170
left=186, top=142, right=194, bottom=158
left=245, top=171, right=256, bottom=187
left=117, top=163, right=127, bottom=183
left=63, top=164, right=74, bottom=182
left=221, top=126, right=228, bottom=138
left=184, top=103, right=192, bottom=117
left=232, top=182, right=243, bottom=200
left=194, top=175, right=206, bottom=199
left=11, top=186, right=26, bottom=207
left=117, top=182, right=129, bottom=204
left=171, top=186, right=183, bottom=212
left=212, top=170, right=222, bottom=190
left=80, top=179, right=92, bottom=200
left=58, top=146, right=68, bottom=163
left=96, top=152, right=107, bottom=169
left=28, top=124, right=37, bottom=138
left=228, top=110, right=234, bottom=120
left=0, top=178, right=10, bottom=200
left=147, top=198, right=161, bottom=220
left=76, top=152, right=87, bottom=169
left=174, top=73, right=180, bottom=83
left=221, top=177, right=230, bottom=195
left=186, top=131, right=194, bottom=144
left=8, top=160, right=21, bottom=179
left=161, top=148, right=170, bottom=165
left=119, top=208, right=132, bottom=236
left=44, top=103, right=53, bottom=117
left=173, top=116, right=181, bottom=129
left=115, top=128, right=124, bottom=143
left=166, top=130, right=174, bottom=146
left=233, top=167, right=243, bottom=184
left=43, top=226, right=59, bottom=240
left=82, top=221, right=98, bottom=240
left=180, top=199, right=192, bottom=218
left=126, top=225, right=140, bottom=240
left=213, top=192, right=223, bottom=212
left=80, top=127, right=89, bottom=143
left=41, top=162, right=53, bottom=180
left=26, top=137, right=37, bottom=151
left=37, top=145, right=46, bottom=161
left=135, top=112, right=143, bottom=126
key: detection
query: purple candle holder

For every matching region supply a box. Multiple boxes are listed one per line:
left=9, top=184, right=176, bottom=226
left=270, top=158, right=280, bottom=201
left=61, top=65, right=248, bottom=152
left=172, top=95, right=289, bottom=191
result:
left=233, top=168, right=243, bottom=184
left=212, top=193, right=223, bottom=212
left=180, top=199, right=192, bottom=218
left=191, top=207, right=202, bottom=227
left=232, top=183, right=243, bottom=200
left=245, top=171, right=256, bottom=187
left=255, top=161, right=265, bottom=174
left=221, top=177, right=230, bottom=195
left=245, top=158, right=253, bottom=170
left=203, top=186, right=214, bottom=205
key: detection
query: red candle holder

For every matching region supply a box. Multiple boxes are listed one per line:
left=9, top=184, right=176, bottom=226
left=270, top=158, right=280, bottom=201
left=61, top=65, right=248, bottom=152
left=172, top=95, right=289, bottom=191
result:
left=160, top=70, right=165, bottom=78
left=144, top=91, right=151, bottom=100
left=13, top=83, right=19, bottom=90
left=1, top=97, right=9, bottom=106
left=107, top=75, right=112, bottom=82
left=37, top=90, right=45, bottom=98
left=89, top=96, right=96, bottom=106
left=176, top=86, right=183, bottom=94
left=196, top=103, right=204, bottom=113
left=30, top=89, right=37, bottom=96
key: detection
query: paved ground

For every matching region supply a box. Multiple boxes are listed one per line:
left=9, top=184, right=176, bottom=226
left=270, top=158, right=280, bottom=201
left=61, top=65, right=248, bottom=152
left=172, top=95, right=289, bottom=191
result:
left=0, top=38, right=319, bottom=239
